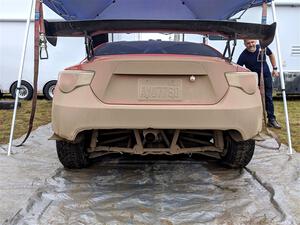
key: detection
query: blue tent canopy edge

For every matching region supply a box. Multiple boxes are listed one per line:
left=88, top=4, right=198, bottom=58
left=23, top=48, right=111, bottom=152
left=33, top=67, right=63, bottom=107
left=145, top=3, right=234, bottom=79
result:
left=43, top=0, right=273, bottom=21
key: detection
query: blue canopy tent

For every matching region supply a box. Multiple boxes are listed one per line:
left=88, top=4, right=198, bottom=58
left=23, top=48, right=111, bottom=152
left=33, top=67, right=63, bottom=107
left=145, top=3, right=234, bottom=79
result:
left=8, top=0, right=293, bottom=155
left=43, top=0, right=272, bottom=20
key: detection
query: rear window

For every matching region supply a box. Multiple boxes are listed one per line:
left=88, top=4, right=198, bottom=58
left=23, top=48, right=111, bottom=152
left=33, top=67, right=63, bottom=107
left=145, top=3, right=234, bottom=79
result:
left=94, top=41, right=223, bottom=58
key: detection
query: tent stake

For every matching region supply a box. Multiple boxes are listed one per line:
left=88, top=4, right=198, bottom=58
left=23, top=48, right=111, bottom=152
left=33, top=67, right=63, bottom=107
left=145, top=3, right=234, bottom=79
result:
left=7, top=0, right=35, bottom=156
left=271, top=1, right=293, bottom=154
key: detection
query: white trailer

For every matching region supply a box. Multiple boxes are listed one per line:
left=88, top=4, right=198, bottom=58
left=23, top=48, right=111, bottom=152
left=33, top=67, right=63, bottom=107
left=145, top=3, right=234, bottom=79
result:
left=0, top=1, right=85, bottom=99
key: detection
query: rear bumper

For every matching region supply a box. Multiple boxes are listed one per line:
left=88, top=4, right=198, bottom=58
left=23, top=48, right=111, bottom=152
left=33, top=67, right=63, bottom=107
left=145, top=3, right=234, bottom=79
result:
left=52, top=86, right=262, bottom=141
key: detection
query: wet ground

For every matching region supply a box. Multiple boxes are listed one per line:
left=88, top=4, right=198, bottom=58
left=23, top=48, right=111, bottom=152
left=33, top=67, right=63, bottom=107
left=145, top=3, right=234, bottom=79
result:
left=0, top=125, right=299, bottom=225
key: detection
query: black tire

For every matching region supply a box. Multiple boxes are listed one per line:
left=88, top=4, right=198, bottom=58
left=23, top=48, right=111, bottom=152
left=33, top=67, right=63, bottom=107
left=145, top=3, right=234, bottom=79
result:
left=220, top=136, right=255, bottom=168
left=43, top=80, right=57, bottom=100
left=0, top=100, right=21, bottom=110
left=56, top=139, right=90, bottom=169
left=10, top=80, right=33, bottom=100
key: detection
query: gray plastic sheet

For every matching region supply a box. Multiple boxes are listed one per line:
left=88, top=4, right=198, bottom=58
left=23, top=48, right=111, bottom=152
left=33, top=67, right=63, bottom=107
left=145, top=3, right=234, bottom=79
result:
left=0, top=124, right=299, bottom=225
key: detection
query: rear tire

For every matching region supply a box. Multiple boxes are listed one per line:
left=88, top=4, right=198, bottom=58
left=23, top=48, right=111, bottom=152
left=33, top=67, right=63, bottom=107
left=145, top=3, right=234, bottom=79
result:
left=220, top=136, right=255, bottom=168
left=56, top=138, right=90, bottom=169
left=11, top=81, right=33, bottom=100
left=43, top=80, right=57, bottom=100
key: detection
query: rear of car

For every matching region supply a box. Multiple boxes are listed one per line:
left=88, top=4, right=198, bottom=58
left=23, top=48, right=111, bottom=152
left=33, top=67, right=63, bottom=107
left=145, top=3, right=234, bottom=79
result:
left=52, top=41, right=262, bottom=169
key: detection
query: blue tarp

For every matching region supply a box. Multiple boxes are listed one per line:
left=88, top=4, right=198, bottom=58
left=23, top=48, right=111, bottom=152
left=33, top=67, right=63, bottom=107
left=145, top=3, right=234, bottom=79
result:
left=43, top=0, right=272, bottom=21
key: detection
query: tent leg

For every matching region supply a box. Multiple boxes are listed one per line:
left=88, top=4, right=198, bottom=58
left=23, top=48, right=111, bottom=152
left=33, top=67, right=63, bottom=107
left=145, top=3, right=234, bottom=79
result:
left=7, top=0, right=35, bottom=156
left=271, top=1, right=293, bottom=154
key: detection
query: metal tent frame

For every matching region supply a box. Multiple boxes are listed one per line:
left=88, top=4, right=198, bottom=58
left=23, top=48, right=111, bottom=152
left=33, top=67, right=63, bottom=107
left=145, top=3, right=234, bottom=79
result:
left=270, top=1, right=293, bottom=154
left=7, top=0, right=35, bottom=156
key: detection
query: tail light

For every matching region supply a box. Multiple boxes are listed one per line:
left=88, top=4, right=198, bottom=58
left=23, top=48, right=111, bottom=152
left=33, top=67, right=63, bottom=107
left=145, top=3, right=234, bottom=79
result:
left=58, top=70, right=94, bottom=93
left=225, top=72, right=258, bottom=95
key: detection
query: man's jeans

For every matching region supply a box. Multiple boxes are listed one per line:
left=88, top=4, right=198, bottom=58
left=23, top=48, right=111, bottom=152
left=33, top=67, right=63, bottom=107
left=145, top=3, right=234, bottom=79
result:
left=264, top=76, right=275, bottom=121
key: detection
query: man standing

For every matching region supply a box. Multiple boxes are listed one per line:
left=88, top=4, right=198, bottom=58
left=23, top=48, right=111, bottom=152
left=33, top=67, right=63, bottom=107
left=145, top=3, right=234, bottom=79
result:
left=237, top=39, right=281, bottom=129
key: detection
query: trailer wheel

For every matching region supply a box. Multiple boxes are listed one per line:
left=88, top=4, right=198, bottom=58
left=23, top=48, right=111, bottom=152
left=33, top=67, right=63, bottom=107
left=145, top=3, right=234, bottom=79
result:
left=11, top=81, right=33, bottom=100
left=220, top=136, right=255, bottom=168
left=43, top=80, right=57, bottom=100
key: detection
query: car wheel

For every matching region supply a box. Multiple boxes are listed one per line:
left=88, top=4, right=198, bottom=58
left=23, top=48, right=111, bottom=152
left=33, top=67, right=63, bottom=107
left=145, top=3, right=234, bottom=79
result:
left=220, top=136, right=255, bottom=168
left=11, top=81, right=33, bottom=100
left=56, top=138, right=90, bottom=169
left=43, top=80, right=57, bottom=100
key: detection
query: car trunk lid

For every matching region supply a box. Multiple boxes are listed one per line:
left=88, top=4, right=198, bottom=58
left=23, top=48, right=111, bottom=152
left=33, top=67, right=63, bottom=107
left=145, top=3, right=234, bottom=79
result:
left=83, top=55, right=234, bottom=105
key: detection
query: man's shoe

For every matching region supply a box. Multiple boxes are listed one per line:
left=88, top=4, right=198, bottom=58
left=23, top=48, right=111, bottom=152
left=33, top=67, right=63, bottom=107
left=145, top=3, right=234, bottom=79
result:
left=267, top=119, right=281, bottom=129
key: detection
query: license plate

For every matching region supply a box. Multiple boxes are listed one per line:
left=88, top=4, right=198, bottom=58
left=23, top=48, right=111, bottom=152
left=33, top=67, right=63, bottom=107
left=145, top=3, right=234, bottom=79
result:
left=138, top=79, right=182, bottom=100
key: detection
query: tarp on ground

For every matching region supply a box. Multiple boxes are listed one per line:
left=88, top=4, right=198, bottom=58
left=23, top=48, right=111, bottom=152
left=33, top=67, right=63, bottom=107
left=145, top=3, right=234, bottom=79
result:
left=43, top=0, right=273, bottom=21
left=1, top=125, right=299, bottom=224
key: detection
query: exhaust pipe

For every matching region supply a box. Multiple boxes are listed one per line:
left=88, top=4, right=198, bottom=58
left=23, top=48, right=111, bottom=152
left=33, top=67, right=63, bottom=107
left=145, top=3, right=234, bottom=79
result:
left=143, top=129, right=160, bottom=143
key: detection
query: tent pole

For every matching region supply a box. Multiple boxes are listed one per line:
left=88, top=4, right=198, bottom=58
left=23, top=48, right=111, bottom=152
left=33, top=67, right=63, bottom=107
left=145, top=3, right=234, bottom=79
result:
left=271, top=1, right=293, bottom=154
left=7, top=0, right=35, bottom=156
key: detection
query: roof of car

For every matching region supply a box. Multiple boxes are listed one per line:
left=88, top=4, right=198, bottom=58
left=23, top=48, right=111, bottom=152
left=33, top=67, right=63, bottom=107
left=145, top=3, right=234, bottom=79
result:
left=94, top=40, right=223, bottom=58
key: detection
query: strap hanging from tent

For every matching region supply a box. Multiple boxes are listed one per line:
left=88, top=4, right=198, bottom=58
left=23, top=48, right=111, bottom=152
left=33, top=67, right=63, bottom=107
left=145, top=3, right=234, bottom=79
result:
left=258, top=0, right=281, bottom=149
left=259, top=1, right=268, bottom=128
left=17, top=0, right=45, bottom=147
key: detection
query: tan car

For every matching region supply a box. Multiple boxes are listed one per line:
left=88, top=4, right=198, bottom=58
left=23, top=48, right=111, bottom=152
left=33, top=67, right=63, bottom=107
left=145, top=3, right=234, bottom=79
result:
left=52, top=40, right=262, bottom=169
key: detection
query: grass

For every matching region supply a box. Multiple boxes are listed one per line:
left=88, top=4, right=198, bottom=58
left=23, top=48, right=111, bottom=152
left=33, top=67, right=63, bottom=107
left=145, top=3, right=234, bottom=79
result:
left=0, top=97, right=52, bottom=145
left=0, top=97, right=299, bottom=151
left=272, top=97, right=300, bottom=151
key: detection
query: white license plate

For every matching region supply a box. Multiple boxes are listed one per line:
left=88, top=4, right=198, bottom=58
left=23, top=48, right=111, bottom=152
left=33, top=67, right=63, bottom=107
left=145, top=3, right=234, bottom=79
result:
left=138, top=79, right=182, bottom=100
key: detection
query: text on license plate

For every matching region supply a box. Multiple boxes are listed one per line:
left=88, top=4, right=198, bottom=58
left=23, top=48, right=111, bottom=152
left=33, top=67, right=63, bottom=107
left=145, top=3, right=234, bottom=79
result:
left=138, top=79, right=182, bottom=100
